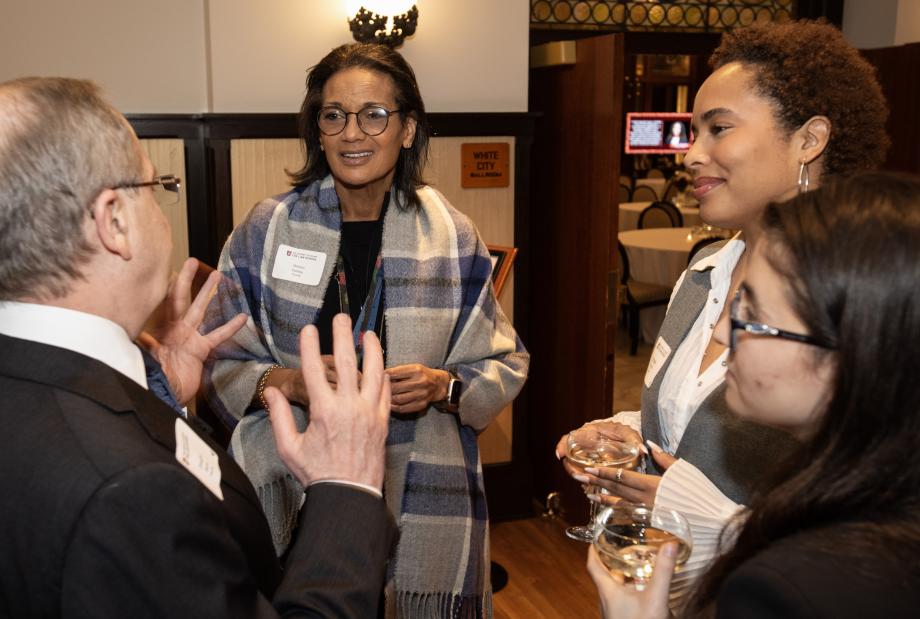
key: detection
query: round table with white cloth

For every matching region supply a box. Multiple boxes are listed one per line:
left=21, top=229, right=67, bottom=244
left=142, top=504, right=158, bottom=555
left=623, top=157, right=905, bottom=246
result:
left=619, top=227, right=720, bottom=343
left=618, top=201, right=702, bottom=232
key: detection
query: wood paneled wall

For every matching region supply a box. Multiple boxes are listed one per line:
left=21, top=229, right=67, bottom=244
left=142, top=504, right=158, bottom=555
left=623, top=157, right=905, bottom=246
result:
left=228, top=136, right=517, bottom=464
left=139, top=139, right=189, bottom=275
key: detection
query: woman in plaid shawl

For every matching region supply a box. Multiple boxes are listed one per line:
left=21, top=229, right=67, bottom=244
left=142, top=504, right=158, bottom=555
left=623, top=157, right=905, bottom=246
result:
left=203, top=43, right=529, bottom=618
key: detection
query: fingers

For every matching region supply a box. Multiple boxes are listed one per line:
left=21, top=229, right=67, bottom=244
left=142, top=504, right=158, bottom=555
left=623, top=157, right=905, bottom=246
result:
left=587, top=493, right=622, bottom=507
left=646, top=542, right=678, bottom=600
left=171, top=258, right=197, bottom=315
left=204, top=313, right=247, bottom=348
left=586, top=467, right=661, bottom=505
left=555, top=434, right=567, bottom=459
left=136, top=330, right=160, bottom=352
left=330, top=314, right=359, bottom=394
left=359, top=331, right=384, bottom=404
left=186, top=268, right=223, bottom=326
left=587, top=545, right=622, bottom=587
left=648, top=441, right=678, bottom=470
left=299, top=325, right=334, bottom=405
left=384, top=364, right=418, bottom=381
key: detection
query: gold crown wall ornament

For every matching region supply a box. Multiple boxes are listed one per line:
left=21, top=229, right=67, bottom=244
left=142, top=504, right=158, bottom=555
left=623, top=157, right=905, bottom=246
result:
left=348, top=4, right=418, bottom=48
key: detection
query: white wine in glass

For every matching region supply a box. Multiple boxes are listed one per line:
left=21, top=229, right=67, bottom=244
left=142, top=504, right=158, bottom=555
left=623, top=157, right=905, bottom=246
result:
left=564, top=425, right=641, bottom=542
left=593, top=502, right=692, bottom=590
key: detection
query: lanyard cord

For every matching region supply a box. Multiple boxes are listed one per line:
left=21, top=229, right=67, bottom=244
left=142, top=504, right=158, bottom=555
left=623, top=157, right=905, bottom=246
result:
left=335, top=252, right=383, bottom=365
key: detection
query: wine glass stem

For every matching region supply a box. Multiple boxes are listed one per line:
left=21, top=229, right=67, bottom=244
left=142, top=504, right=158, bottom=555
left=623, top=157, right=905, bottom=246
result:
left=587, top=497, right=598, bottom=532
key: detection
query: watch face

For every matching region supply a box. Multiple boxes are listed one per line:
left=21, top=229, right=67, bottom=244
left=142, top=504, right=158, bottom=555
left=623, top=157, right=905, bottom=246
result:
left=448, top=378, right=462, bottom=406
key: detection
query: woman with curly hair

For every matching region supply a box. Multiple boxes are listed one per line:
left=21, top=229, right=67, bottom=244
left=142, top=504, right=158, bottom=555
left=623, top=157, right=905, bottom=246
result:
left=590, top=171, right=920, bottom=618
left=559, top=19, right=889, bottom=608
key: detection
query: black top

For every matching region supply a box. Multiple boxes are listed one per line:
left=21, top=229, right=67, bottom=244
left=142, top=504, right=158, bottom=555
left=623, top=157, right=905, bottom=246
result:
left=315, top=199, right=388, bottom=355
left=715, top=524, right=920, bottom=618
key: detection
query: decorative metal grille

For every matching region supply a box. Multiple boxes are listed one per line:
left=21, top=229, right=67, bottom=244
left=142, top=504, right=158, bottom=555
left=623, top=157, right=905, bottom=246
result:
left=530, top=1, right=796, bottom=32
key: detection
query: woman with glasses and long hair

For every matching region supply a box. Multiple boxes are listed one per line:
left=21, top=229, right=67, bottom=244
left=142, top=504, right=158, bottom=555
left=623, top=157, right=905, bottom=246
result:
left=589, top=171, right=920, bottom=618
left=203, top=43, right=528, bottom=618
left=558, top=20, right=889, bottom=606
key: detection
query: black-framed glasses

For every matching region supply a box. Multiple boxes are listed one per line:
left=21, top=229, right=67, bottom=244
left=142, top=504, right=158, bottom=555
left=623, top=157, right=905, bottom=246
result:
left=317, top=105, right=401, bottom=137
left=729, top=290, right=833, bottom=352
left=113, top=175, right=181, bottom=206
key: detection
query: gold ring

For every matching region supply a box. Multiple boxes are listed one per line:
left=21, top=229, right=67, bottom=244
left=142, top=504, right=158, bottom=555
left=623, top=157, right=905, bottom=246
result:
left=615, top=468, right=624, bottom=483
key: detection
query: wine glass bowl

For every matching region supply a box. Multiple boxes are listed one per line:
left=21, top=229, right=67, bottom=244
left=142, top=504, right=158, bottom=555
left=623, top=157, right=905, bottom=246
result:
left=593, top=502, right=692, bottom=590
left=563, top=425, right=642, bottom=542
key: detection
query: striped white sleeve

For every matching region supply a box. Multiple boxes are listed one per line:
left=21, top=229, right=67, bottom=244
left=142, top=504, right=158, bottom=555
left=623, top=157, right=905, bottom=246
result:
left=654, top=458, right=744, bottom=613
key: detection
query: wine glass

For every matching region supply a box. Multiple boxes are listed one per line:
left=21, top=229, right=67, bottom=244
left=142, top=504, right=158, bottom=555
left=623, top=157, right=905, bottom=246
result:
left=564, top=425, right=641, bottom=542
left=593, top=502, right=692, bottom=591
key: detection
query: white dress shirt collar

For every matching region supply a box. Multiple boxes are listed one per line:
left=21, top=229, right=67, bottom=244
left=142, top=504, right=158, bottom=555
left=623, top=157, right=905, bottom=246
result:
left=657, top=233, right=745, bottom=452
left=0, top=301, right=148, bottom=389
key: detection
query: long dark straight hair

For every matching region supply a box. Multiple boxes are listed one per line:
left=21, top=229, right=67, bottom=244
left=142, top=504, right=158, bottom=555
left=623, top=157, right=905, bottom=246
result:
left=685, top=171, right=920, bottom=614
left=288, top=43, right=429, bottom=209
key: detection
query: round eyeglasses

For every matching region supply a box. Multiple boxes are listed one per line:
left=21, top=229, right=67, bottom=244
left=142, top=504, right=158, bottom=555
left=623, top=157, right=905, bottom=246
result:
left=317, top=105, right=401, bottom=137
left=113, top=174, right=182, bottom=206
left=729, top=290, right=833, bottom=352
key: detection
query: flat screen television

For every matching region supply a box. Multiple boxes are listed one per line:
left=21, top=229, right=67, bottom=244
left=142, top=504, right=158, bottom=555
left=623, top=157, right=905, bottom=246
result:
left=624, top=112, right=693, bottom=155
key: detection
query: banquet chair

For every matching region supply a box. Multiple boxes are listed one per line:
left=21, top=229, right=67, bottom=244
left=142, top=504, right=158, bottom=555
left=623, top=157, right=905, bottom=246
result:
left=687, top=236, right=727, bottom=266
left=619, top=174, right=633, bottom=190
left=619, top=183, right=632, bottom=203
left=631, top=185, right=659, bottom=202
left=618, top=241, right=673, bottom=355
left=638, top=201, right=683, bottom=229
left=662, top=179, right=681, bottom=203
left=646, top=168, right=665, bottom=179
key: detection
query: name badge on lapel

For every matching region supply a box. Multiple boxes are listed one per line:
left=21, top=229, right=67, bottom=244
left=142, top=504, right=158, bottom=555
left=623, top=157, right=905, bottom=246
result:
left=644, top=337, right=673, bottom=388
left=272, top=244, right=327, bottom=286
left=175, top=418, right=224, bottom=501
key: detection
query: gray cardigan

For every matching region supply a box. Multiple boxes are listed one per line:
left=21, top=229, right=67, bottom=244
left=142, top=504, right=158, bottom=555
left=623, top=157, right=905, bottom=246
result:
left=640, top=243, right=795, bottom=504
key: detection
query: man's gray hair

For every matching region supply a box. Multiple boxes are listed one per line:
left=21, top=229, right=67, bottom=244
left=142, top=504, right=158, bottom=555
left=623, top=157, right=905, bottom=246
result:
left=0, top=77, right=143, bottom=300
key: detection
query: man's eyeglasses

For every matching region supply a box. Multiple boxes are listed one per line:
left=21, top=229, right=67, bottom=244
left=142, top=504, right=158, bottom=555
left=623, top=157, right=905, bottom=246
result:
left=113, top=175, right=182, bottom=206
left=729, top=290, right=833, bottom=352
left=317, top=105, right=401, bottom=137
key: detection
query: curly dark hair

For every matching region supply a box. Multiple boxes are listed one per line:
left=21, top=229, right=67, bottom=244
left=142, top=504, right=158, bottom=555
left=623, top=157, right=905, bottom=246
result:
left=288, top=43, right=429, bottom=209
left=709, top=20, right=889, bottom=177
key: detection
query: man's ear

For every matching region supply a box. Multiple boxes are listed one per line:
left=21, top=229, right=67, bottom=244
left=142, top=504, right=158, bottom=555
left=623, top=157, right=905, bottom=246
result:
left=796, top=115, right=831, bottom=165
left=88, top=188, right=132, bottom=260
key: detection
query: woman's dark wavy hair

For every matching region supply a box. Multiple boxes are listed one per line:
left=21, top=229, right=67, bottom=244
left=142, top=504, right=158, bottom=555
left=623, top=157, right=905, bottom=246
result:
left=288, top=42, right=430, bottom=209
left=709, top=20, right=889, bottom=177
left=684, top=171, right=920, bottom=615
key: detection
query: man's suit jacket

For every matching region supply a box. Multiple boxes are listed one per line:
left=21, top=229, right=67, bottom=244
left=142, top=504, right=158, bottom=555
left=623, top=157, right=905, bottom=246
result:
left=0, top=334, right=396, bottom=618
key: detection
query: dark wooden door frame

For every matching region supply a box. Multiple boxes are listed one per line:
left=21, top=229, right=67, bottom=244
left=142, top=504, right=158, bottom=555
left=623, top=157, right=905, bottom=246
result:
left=525, top=34, right=624, bottom=523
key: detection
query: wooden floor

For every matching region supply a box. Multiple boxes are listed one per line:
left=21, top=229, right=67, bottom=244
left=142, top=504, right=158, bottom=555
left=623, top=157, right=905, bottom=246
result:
left=490, top=328, right=654, bottom=618
left=491, top=516, right=600, bottom=619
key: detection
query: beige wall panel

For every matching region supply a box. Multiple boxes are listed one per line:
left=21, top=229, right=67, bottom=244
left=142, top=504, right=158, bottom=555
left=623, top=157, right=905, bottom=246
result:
left=139, top=139, right=189, bottom=275
left=230, top=139, right=305, bottom=225
left=0, top=0, right=208, bottom=113
left=229, top=136, right=517, bottom=463
left=207, top=0, right=529, bottom=113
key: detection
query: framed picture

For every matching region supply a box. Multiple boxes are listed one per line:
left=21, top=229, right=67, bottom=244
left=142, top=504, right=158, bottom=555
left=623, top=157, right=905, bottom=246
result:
left=487, top=244, right=518, bottom=297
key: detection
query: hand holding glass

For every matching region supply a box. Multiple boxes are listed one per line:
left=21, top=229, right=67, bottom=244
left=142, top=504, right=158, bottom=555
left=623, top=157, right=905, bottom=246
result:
left=563, top=425, right=642, bottom=542
left=593, top=502, right=692, bottom=590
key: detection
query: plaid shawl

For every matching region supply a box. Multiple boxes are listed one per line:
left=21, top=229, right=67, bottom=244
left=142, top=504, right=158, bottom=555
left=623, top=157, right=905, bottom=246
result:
left=203, top=176, right=529, bottom=618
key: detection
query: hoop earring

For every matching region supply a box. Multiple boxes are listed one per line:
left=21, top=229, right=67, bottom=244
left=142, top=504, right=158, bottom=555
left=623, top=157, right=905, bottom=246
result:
left=797, top=160, right=810, bottom=193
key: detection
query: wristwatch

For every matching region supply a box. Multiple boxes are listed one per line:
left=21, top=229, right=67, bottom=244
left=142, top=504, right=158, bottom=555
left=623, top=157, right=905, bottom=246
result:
left=437, top=373, right=463, bottom=413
